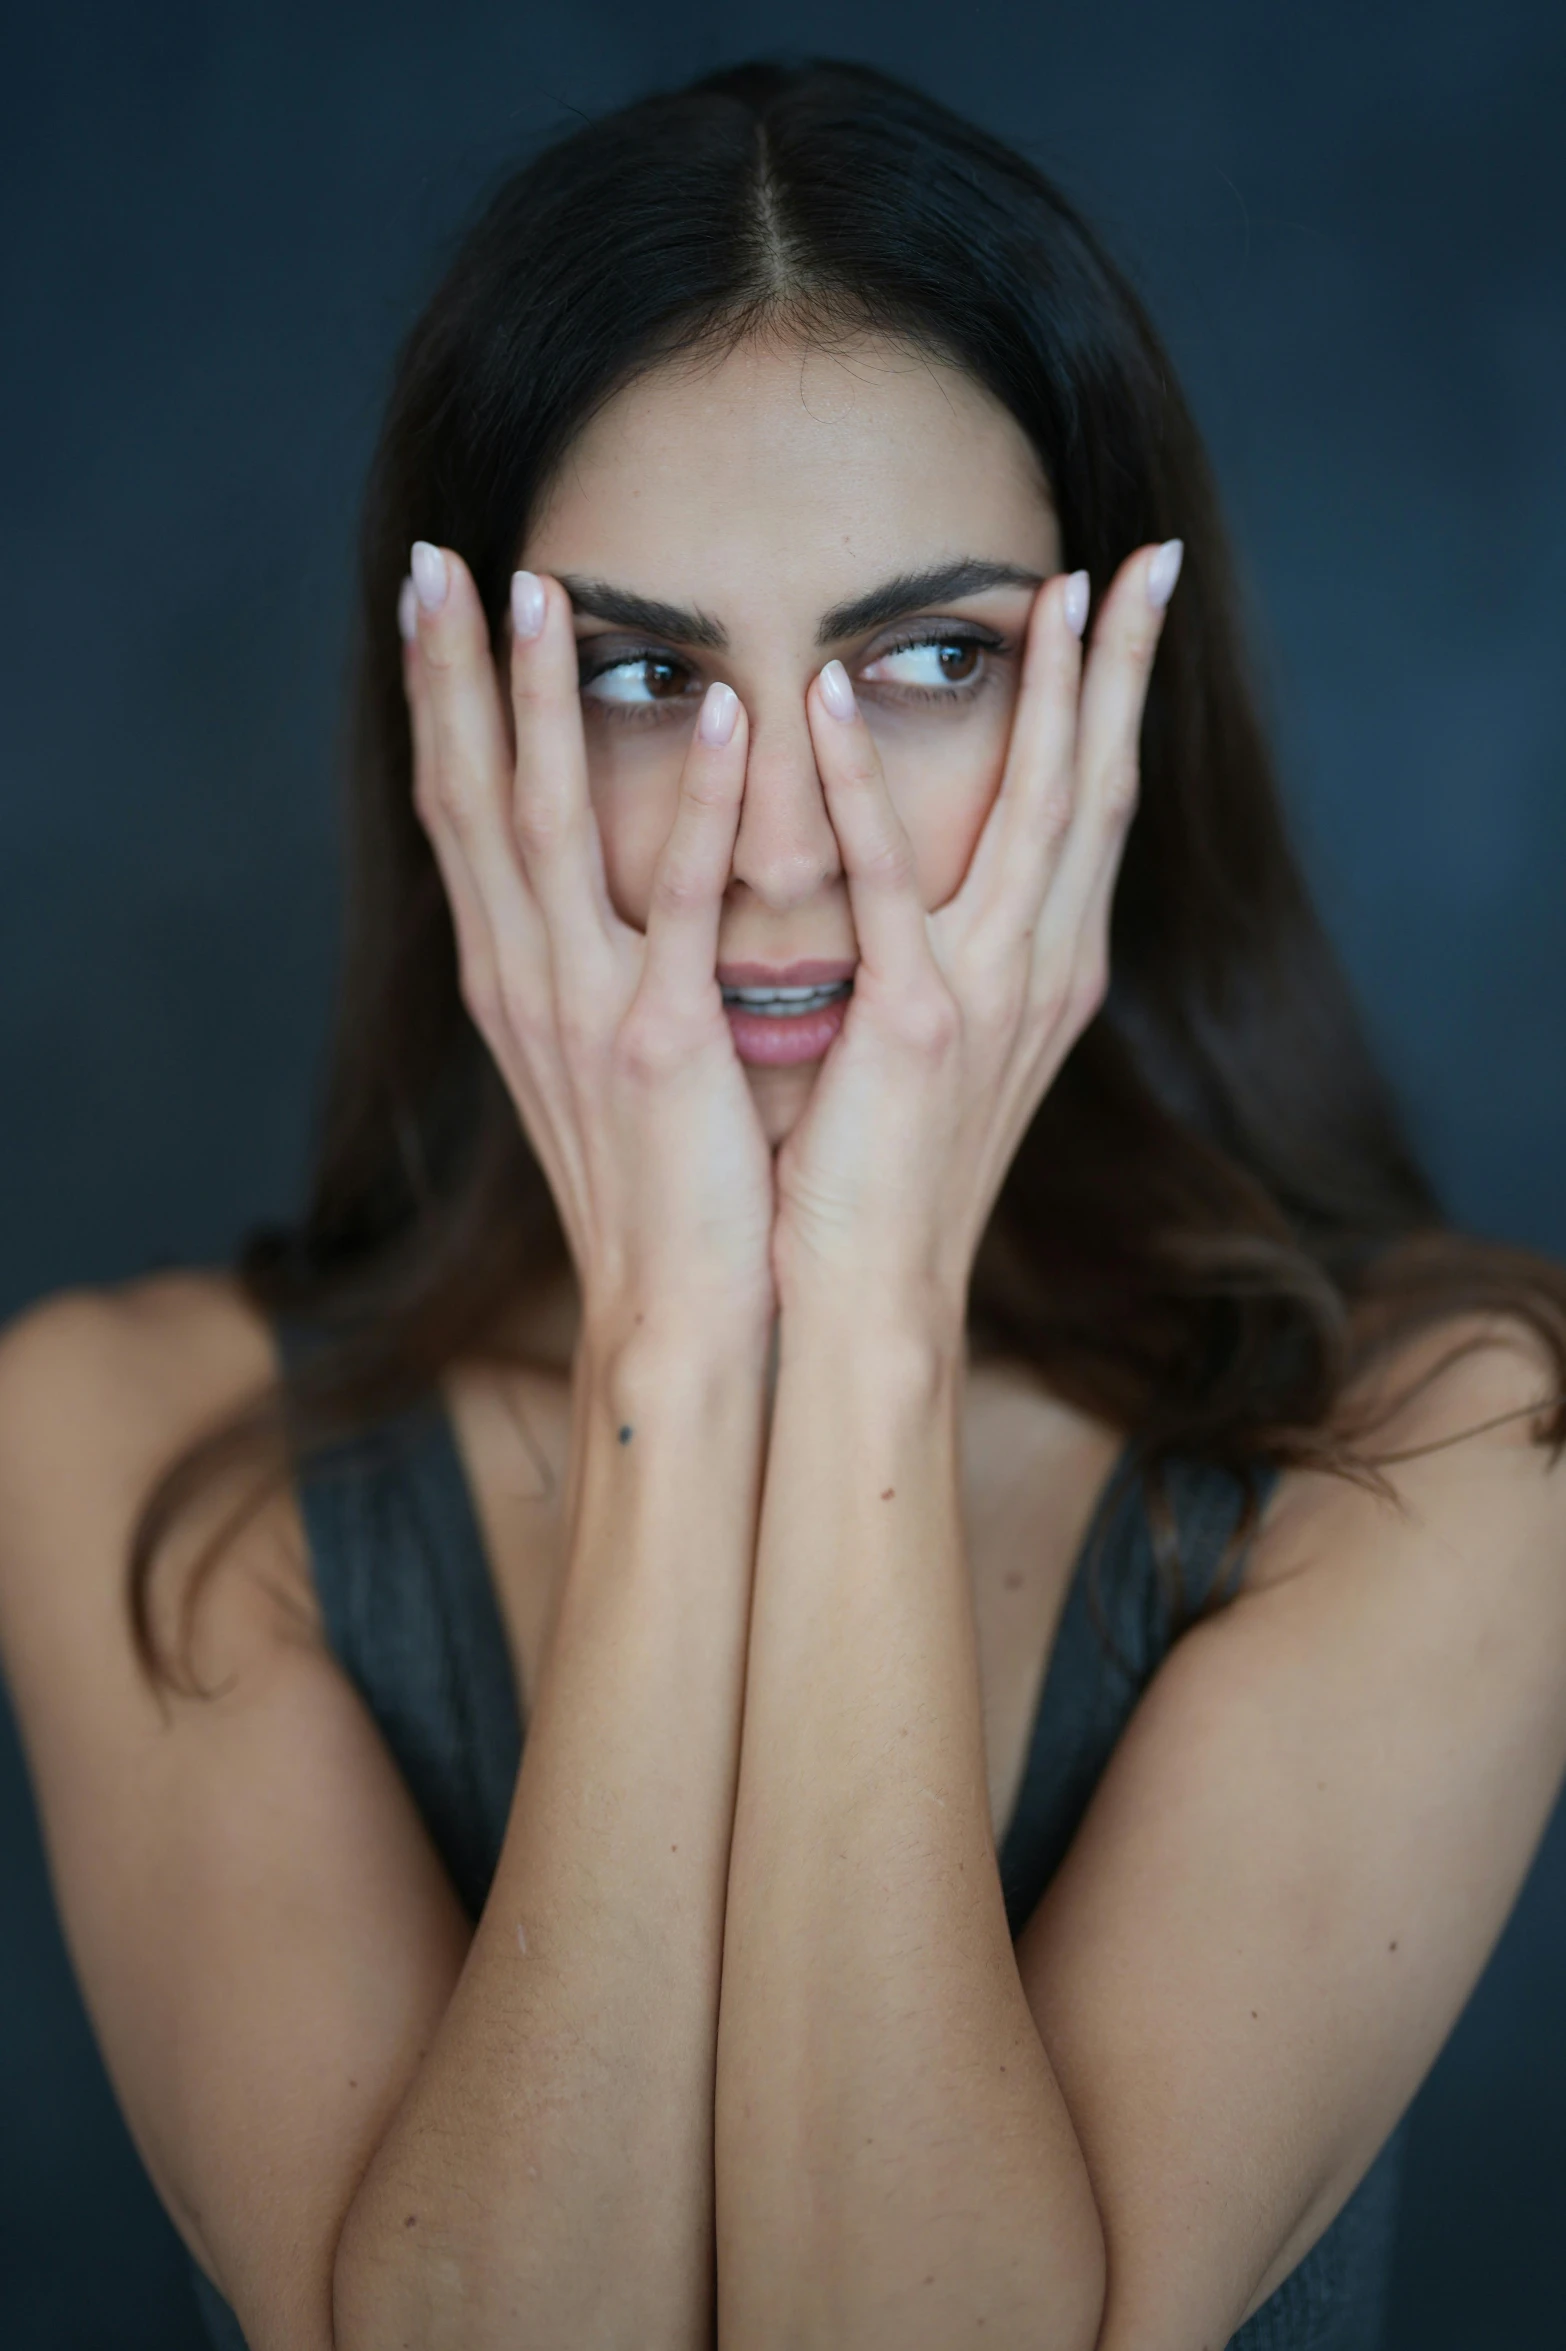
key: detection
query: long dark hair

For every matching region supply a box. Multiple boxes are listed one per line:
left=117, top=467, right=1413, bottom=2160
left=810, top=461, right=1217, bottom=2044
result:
left=130, top=56, right=1566, bottom=1691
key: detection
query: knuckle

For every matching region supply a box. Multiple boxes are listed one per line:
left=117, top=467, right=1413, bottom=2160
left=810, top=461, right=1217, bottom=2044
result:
left=1030, top=963, right=1073, bottom=1030
left=1099, top=755, right=1141, bottom=826
left=497, top=968, right=548, bottom=1046
left=1070, top=953, right=1110, bottom=1024
left=513, top=794, right=567, bottom=863
left=964, top=950, right=1026, bottom=1033
left=860, top=831, right=914, bottom=891
left=683, top=765, right=738, bottom=812
left=556, top=999, right=597, bottom=1057
left=894, top=983, right=960, bottom=1059
left=1115, top=615, right=1160, bottom=668
left=435, top=770, right=471, bottom=830
left=1035, top=779, right=1076, bottom=848
left=458, top=958, right=500, bottom=1037
left=651, top=857, right=710, bottom=919
left=613, top=1007, right=685, bottom=1083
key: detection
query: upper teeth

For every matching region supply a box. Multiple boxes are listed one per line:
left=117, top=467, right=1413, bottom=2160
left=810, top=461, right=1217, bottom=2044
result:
left=722, top=982, right=850, bottom=1015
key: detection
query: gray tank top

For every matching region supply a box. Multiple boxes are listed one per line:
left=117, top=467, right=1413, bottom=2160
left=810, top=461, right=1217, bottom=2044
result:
left=188, top=1329, right=1408, bottom=2348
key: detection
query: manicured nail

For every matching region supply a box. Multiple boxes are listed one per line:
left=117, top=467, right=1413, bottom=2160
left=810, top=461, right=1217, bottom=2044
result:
left=698, top=680, right=740, bottom=746
left=1146, top=539, right=1184, bottom=610
left=1062, top=570, right=1090, bottom=638
left=397, top=576, right=418, bottom=643
left=817, top=659, right=857, bottom=722
left=410, top=541, right=449, bottom=613
left=510, top=569, right=546, bottom=640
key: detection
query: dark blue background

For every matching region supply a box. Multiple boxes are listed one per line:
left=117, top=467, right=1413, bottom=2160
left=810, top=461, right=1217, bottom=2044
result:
left=3, top=3, right=1562, bottom=2341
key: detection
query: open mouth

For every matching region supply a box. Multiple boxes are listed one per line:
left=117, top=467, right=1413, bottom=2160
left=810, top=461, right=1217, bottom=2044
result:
left=719, top=975, right=855, bottom=1067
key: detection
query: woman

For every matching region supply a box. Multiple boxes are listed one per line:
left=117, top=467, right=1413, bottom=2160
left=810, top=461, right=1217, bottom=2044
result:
left=1, top=54, right=1563, bottom=2351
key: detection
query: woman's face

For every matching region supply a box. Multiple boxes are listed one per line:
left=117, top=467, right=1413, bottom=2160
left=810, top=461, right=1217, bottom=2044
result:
left=522, top=330, right=1062, bottom=1145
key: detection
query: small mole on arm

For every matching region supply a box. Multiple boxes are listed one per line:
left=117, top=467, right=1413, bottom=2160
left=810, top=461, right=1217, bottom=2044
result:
left=1389, top=1940, right=1398, bottom=1952
left=404, top=2214, right=418, bottom=2228
left=348, top=2078, right=357, bottom=2089
left=619, top=1424, right=634, bottom=1445
left=880, top=1487, right=894, bottom=1500
left=1002, top=1570, right=1023, bottom=1590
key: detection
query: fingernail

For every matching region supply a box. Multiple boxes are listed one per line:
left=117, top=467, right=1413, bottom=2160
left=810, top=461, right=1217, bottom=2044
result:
left=1146, top=538, right=1184, bottom=610
left=410, top=541, right=449, bottom=613
left=1063, top=570, right=1090, bottom=638
left=397, top=576, right=418, bottom=643
left=510, top=569, right=546, bottom=640
left=818, top=658, right=857, bottom=722
left=698, top=680, right=739, bottom=746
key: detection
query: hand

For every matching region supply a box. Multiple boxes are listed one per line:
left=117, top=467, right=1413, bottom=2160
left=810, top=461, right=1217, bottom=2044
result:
left=772, top=540, right=1183, bottom=1332
left=402, top=545, right=776, bottom=1349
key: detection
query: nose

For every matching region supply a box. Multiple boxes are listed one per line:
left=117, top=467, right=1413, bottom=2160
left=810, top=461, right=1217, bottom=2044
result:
left=728, top=699, right=843, bottom=911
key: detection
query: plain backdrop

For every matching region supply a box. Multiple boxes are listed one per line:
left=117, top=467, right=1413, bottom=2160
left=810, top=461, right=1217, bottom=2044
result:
left=2, top=2, right=1563, bottom=2342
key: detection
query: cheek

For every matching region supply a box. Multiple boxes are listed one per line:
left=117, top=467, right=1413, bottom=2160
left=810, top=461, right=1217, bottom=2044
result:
left=875, top=703, right=1012, bottom=908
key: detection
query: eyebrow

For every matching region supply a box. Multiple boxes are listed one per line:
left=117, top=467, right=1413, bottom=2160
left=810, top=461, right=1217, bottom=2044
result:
left=559, top=575, right=727, bottom=648
left=814, top=559, right=1044, bottom=645
left=558, top=557, right=1044, bottom=653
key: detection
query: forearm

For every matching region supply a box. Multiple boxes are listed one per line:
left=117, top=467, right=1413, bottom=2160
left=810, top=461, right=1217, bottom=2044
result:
left=334, top=1319, right=768, bottom=2351
left=714, top=1298, right=1104, bottom=2348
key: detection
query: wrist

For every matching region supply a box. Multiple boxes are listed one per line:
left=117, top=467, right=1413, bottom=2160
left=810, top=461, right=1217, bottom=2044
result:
left=578, top=1308, right=773, bottom=1423
left=774, top=1268, right=968, bottom=1369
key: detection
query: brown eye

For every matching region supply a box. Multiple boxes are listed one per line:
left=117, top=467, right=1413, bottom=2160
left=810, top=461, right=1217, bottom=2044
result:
left=581, top=651, right=697, bottom=709
left=860, top=633, right=994, bottom=694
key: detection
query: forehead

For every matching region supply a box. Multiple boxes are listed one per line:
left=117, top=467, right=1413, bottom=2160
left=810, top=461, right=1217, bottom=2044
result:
left=525, top=330, right=1059, bottom=608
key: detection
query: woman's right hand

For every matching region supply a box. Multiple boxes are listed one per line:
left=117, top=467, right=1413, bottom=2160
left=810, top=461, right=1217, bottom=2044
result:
left=402, top=543, right=776, bottom=1352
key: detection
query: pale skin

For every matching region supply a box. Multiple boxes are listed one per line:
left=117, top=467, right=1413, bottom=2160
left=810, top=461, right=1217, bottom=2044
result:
left=0, top=330, right=1564, bottom=2351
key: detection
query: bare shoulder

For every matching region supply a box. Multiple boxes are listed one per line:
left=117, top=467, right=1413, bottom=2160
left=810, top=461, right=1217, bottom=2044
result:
left=0, top=1263, right=280, bottom=1436
left=1017, top=1307, right=1566, bottom=2342
left=0, top=1267, right=313, bottom=1711
left=1245, top=1305, right=1566, bottom=1623
left=0, top=1272, right=471, bottom=2337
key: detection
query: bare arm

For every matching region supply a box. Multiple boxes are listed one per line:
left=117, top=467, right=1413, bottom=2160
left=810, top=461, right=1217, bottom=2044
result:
left=334, top=1316, right=766, bottom=2345
left=717, top=1304, right=1103, bottom=2347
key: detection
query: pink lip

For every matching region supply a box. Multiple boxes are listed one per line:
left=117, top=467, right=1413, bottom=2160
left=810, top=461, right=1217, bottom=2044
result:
left=716, top=957, right=858, bottom=988
left=724, top=993, right=850, bottom=1066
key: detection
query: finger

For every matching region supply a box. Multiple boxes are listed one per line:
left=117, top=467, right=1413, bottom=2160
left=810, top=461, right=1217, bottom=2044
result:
left=953, top=569, right=1086, bottom=925
left=405, top=576, right=589, bottom=1229
left=1034, top=538, right=1179, bottom=950
left=507, top=567, right=619, bottom=987
left=640, top=682, right=748, bottom=1012
left=408, top=542, right=549, bottom=989
left=806, top=659, right=933, bottom=990
left=403, top=573, right=514, bottom=1039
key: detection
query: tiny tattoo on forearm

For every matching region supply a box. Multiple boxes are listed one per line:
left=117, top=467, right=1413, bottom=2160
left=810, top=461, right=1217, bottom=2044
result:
left=618, top=1424, right=634, bottom=1444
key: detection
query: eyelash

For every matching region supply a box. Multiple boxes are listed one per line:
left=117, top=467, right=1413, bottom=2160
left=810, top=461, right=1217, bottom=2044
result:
left=864, top=626, right=1006, bottom=706
left=577, top=624, right=1009, bottom=724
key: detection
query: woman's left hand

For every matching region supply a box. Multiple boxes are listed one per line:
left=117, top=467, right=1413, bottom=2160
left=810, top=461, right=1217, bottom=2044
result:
left=772, top=538, right=1182, bottom=1333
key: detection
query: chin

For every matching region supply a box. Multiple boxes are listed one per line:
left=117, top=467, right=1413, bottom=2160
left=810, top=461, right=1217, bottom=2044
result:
left=745, top=1060, right=818, bottom=1148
